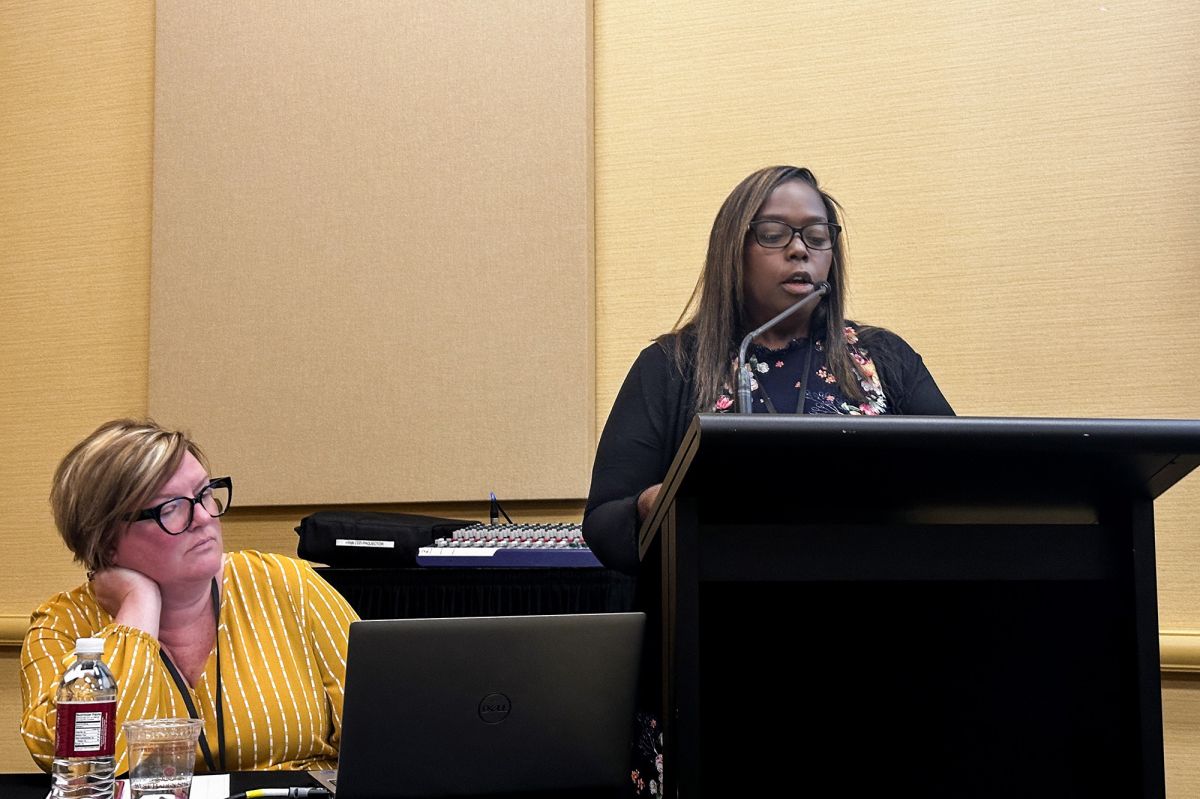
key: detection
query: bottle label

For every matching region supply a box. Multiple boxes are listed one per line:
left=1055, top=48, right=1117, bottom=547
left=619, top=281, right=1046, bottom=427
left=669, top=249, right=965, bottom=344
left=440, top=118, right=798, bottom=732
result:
left=55, top=700, right=117, bottom=758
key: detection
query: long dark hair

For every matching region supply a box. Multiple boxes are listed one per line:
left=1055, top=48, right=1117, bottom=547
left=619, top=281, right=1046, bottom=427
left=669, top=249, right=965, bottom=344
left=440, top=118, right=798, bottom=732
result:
left=666, top=166, right=868, bottom=412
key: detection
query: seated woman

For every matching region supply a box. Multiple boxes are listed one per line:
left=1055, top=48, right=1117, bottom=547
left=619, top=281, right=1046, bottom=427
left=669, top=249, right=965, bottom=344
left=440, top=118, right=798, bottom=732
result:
left=20, top=418, right=359, bottom=774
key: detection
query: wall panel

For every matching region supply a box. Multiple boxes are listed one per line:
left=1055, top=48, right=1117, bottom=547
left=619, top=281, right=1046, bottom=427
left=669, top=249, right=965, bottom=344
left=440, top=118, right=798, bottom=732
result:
left=150, top=1, right=594, bottom=506
left=0, top=0, right=155, bottom=772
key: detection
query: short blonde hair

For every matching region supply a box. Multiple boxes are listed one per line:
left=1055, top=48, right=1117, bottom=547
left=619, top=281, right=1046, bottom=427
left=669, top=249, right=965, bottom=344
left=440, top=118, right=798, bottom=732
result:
left=50, top=419, right=208, bottom=572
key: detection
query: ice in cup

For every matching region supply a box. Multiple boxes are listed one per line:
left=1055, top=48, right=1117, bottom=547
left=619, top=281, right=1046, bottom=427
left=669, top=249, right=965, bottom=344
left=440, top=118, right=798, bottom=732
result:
left=122, top=718, right=203, bottom=799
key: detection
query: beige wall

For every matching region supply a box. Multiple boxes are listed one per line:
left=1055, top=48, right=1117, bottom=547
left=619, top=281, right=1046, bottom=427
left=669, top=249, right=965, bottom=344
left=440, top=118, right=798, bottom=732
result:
left=2, top=0, right=1198, bottom=791
left=1, top=2, right=155, bottom=774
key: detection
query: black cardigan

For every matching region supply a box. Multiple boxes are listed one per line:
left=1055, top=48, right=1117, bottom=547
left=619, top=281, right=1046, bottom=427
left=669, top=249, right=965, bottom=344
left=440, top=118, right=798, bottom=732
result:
left=583, top=327, right=954, bottom=574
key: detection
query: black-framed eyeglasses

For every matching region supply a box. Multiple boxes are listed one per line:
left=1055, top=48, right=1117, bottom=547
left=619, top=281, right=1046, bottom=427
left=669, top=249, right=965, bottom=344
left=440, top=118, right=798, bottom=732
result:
left=129, top=476, right=233, bottom=535
left=748, top=220, right=841, bottom=250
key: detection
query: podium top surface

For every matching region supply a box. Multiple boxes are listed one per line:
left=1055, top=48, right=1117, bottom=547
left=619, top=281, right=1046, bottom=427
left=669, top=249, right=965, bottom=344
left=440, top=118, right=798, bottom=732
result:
left=641, top=415, right=1200, bottom=541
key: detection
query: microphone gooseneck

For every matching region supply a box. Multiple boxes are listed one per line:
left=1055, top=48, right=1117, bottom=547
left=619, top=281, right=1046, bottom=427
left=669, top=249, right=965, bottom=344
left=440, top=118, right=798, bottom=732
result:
left=736, top=281, right=831, bottom=414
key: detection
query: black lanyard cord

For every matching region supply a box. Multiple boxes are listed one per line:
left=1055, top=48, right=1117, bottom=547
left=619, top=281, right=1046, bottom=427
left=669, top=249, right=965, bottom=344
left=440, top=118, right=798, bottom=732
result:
left=157, top=578, right=225, bottom=772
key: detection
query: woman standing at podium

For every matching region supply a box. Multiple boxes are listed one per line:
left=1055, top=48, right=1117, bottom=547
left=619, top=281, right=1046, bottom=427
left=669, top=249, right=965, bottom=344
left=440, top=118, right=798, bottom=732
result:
left=585, top=165, right=954, bottom=574
left=20, top=419, right=359, bottom=775
left=584, top=165, right=954, bottom=797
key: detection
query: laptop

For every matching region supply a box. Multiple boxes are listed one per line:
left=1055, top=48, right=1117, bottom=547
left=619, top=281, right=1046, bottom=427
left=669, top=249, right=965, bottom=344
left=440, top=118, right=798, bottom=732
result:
left=320, top=612, right=645, bottom=798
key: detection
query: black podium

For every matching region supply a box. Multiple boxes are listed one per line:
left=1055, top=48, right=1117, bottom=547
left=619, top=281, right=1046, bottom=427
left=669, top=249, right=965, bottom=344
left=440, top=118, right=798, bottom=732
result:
left=638, top=415, right=1200, bottom=798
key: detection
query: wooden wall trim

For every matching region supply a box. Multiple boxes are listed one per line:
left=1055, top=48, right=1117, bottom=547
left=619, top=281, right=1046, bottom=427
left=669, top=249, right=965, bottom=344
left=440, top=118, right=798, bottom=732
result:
left=1, top=616, right=28, bottom=648
left=1161, top=630, right=1200, bottom=673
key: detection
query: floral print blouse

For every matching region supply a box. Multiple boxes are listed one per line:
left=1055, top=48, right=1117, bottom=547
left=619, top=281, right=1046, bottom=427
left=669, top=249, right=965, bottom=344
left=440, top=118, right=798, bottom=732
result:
left=714, top=326, right=889, bottom=415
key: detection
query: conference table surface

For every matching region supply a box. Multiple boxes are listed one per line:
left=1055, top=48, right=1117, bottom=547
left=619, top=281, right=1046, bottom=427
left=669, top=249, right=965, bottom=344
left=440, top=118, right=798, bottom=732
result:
left=0, top=770, right=625, bottom=798
left=0, top=769, right=327, bottom=799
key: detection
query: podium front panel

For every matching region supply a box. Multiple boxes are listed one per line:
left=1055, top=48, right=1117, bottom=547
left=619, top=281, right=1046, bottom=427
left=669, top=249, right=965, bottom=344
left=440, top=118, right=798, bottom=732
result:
left=649, top=416, right=1200, bottom=798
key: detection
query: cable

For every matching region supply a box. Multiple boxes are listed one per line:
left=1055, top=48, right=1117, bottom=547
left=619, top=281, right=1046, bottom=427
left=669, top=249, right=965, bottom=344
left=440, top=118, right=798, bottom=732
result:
left=224, top=788, right=332, bottom=799
left=489, top=491, right=514, bottom=524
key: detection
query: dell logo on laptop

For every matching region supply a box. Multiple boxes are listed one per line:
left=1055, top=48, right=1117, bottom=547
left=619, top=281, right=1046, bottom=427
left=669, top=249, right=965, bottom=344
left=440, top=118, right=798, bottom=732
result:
left=478, top=692, right=512, bottom=723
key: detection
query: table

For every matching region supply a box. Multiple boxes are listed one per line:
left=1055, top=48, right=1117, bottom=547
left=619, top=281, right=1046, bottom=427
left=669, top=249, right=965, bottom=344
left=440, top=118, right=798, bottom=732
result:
left=0, top=770, right=625, bottom=798
left=0, top=769, right=335, bottom=799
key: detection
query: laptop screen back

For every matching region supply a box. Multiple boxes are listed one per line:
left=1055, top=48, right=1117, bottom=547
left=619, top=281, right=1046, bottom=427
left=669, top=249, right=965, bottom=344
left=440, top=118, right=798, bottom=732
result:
left=334, top=612, right=645, bottom=798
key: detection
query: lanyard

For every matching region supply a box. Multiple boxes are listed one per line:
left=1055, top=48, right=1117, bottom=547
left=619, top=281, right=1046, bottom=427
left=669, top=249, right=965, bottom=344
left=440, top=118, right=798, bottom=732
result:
left=158, top=578, right=225, bottom=772
left=756, top=339, right=815, bottom=415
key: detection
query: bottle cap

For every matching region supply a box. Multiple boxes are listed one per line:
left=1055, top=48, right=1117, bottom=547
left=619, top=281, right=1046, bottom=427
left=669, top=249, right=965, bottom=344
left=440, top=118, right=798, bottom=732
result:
left=75, top=637, right=104, bottom=655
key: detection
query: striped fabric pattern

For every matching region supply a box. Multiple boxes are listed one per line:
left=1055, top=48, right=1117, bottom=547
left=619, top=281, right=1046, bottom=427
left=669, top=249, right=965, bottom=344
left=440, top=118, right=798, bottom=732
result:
left=20, top=550, right=359, bottom=773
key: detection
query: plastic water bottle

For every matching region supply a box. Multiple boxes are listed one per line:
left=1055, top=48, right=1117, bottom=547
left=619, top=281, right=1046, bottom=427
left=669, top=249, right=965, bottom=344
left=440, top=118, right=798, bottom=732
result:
left=52, top=637, right=117, bottom=799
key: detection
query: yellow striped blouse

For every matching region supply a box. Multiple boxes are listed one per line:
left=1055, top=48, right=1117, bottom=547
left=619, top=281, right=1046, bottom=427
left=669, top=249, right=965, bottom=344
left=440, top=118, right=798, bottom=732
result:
left=20, top=550, right=359, bottom=773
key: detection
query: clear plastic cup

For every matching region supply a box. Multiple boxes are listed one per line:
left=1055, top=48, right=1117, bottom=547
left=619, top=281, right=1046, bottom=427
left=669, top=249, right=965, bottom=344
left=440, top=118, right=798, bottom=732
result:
left=122, top=718, right=203, bottom=799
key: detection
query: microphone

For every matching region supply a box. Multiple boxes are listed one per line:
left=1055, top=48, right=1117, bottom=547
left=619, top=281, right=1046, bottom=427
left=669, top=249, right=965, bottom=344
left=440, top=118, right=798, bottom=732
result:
left=736, top=281, right=831, bottom=414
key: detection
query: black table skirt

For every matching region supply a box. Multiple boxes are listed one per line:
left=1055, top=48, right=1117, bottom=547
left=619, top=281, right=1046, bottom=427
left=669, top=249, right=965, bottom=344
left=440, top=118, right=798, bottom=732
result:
left=315, top=566, right=638, bottom=620
left=0, top=772, right=46, bottom=799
